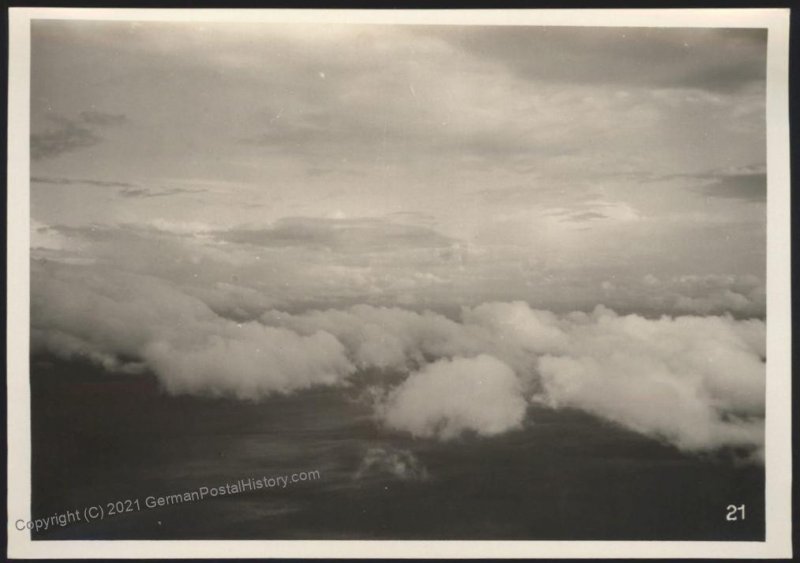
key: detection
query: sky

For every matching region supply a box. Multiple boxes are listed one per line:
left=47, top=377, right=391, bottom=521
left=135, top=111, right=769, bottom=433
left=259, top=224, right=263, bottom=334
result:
left=30, top=21, right=767, bottom=315
left=29, top=20, right=768, bottom=459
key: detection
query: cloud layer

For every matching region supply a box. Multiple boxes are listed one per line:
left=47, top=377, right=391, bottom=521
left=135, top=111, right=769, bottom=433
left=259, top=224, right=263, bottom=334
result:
left=32, top=260, right=765, bottom=460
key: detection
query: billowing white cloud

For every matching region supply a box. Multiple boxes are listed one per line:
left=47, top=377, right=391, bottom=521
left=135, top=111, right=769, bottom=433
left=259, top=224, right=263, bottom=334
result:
left=263, top=305, right=476, bottom=372
left=32, top=261, right=355, bottom=399
left=536, top=306, right=765, bottom=457
left=378, top=355, right=527, bottom=439
left=143, top=325, right=352, bottom=399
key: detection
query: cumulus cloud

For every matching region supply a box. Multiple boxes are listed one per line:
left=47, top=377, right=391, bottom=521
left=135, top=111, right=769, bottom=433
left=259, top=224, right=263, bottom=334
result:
left=262, top=305, right=475, bottom=372
left=378, top=355, right=527, bottom=440
left=143, top=325, right=352, bottom=399
left=261, top=301, right=568, bottom=383
left=31, top=260, right=765, bottom=459
left=535, top=307, right=765, bottom=458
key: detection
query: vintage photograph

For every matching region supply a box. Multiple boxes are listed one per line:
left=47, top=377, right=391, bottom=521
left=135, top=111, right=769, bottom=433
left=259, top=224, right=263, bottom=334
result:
left=7, top=8, right=792, bottom=559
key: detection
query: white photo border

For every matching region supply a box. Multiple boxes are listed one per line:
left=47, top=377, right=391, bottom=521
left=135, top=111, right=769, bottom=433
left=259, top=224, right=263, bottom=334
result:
left=6, top=7, right=792, bottom=559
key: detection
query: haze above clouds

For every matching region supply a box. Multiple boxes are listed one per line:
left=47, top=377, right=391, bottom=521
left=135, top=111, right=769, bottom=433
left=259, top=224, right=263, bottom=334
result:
left=30, top=21, right=767, bottom=461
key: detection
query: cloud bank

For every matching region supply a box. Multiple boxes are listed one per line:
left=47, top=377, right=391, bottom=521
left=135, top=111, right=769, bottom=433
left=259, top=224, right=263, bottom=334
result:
left=31, top=260, right=765, bottom=460
left=31, top=262, right=355, bottom=398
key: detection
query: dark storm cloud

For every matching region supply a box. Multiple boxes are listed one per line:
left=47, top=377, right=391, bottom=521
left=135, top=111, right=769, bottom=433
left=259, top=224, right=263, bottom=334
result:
left=219, top=217, right=455, bottom=252
left=428, top=26, right=766, bottom=93
left=31, top=111, right=128, bottom=160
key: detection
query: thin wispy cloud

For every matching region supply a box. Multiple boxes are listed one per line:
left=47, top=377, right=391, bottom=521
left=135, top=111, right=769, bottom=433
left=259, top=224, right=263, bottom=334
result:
left=118, top=186, right=207, bottom=199
left=218, top=217, right=456, bottom=253
left=32, top=175, right=137, bottom=188
left=613, top=163, right=767, bottom=203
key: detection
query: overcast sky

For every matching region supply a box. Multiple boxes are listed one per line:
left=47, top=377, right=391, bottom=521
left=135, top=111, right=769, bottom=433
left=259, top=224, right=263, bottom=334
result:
left=30, top=21, right=767, bottom=315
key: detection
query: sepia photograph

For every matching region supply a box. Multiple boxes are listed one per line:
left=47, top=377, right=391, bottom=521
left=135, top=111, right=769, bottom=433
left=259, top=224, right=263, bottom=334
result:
left=6, top=7, right=792, bottom=559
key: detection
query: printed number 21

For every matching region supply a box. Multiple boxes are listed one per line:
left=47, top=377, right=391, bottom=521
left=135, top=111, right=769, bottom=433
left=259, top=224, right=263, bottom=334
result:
left=726, top=504, right=746, bottom=521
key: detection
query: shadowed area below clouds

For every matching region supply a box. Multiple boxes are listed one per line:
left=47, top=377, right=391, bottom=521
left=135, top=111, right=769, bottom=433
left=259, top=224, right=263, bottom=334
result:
left=30, top=356, right=765, bottom=540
